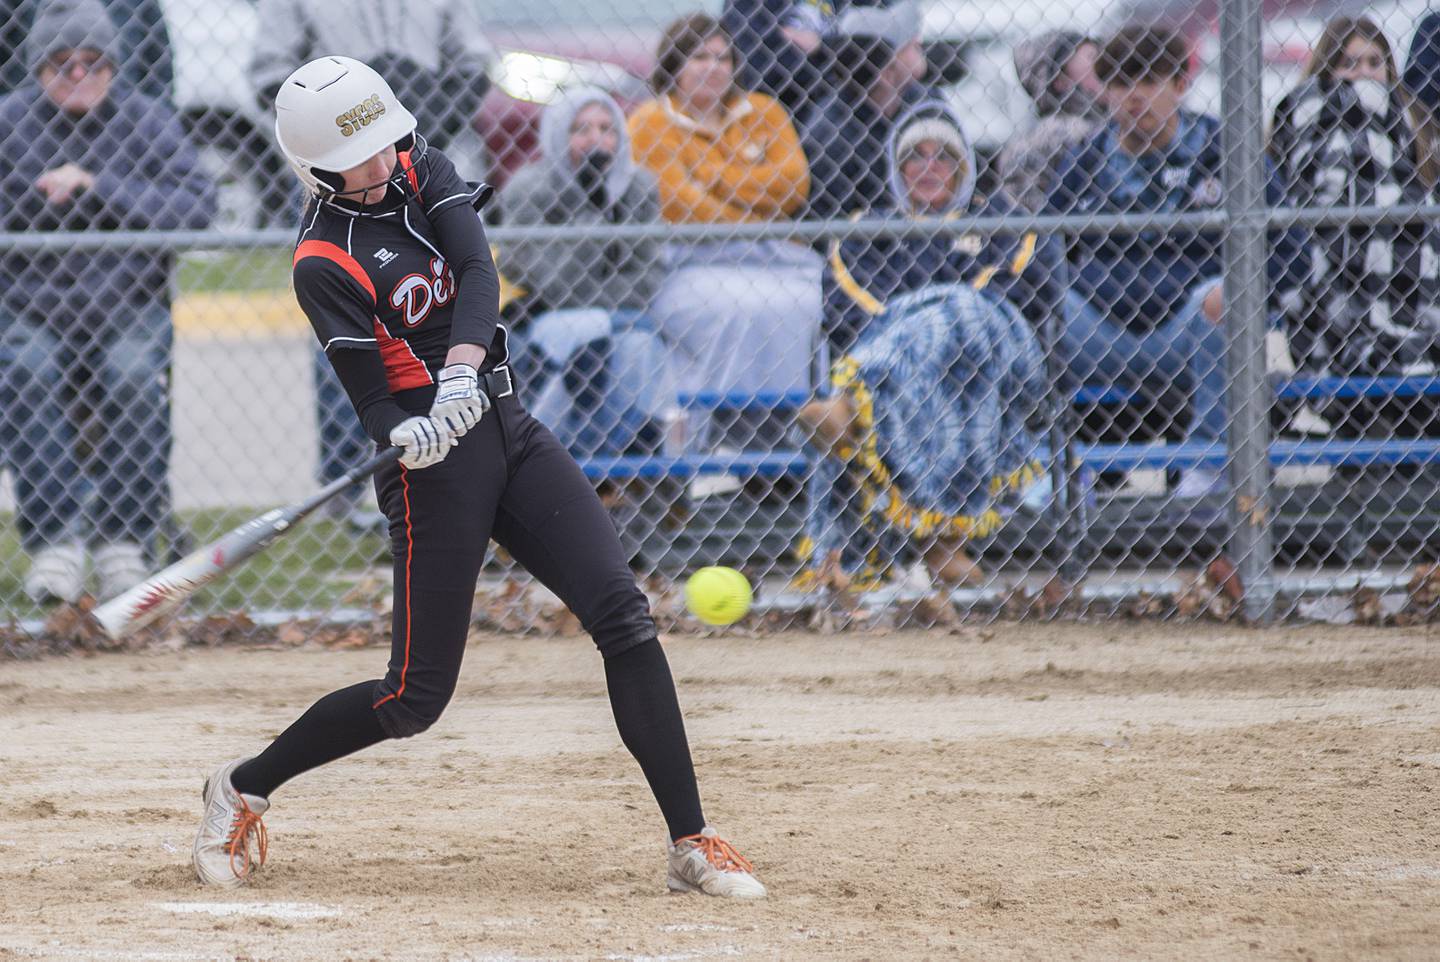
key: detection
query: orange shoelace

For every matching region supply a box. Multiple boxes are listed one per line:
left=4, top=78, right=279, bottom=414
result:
left=677, top=833, right=753, bottom=874
left=226, top=799, right=268, bottom=880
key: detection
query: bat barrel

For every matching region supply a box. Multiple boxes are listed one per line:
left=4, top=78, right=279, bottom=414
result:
left=90, top=449, right=400, bottom=641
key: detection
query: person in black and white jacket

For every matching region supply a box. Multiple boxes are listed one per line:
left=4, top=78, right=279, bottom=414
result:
left=1270, top=15, right=1440, bottom=381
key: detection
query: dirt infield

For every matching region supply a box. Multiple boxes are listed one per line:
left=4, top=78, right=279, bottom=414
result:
left=2, top=623, right=1438, bottom=961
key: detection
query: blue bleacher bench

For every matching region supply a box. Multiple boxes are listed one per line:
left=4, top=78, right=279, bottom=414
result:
left=1074, top=375, right=1440, bottom=406
left=580, top=378, right=1440, bottom=483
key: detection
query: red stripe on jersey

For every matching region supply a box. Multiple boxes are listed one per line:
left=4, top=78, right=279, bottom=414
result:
left=373, top=318, right=434, bottom=391
left=373, top=465, right=414, bottom=710
left=399, top=150, right=421, bottom=200
left=294, top=240, right=377, bottom=303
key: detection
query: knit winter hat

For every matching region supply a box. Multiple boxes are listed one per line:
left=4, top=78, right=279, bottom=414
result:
left=27, top=0, right=119, bottom=76
left=896, top=116, right=967, bottom=166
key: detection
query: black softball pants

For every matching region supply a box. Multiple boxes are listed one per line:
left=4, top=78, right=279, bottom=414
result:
left=370, top=394, right=656, bottom=733
left=230, top=395, right=706, bottom=840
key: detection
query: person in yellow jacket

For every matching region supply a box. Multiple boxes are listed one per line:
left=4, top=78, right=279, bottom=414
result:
left=628, top=13, right=823, bottom=454
left=628, top=13, right=809, bottom=223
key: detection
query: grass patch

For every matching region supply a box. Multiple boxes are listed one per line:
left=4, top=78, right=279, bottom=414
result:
left=0, top=508, right=389, bottom=627
left=177, top=249, right=292, bottom=293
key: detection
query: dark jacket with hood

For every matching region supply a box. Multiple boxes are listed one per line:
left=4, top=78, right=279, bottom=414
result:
left=997, top=30, right=1104, bottom=213
left=0, top=0, right=172, bottom=100
left=801, top=79, right=929, bottom=222
left=822, top=101, right=1059, bottom=352
left=799, top=2, right=932, bottom=221
left=0, top=0, right=214, bottom=323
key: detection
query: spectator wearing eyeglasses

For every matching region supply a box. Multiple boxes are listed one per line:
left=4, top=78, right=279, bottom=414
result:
left=0, top=0, right=173, bottom=101
left=0, top=0, right=215, bottom=603
left=798, top=103, right=1053, bottom=591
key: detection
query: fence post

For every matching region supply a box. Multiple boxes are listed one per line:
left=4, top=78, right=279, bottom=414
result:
left=1220, top=0, right=1276, bottom=621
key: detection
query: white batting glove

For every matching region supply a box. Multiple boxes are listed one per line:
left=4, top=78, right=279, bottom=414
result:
left=429, top=363, right=489, bottom=438
left=389, top=415, right=455, bottom=470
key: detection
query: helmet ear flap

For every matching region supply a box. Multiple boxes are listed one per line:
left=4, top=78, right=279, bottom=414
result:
left=312, top=168, right=345, bottom=193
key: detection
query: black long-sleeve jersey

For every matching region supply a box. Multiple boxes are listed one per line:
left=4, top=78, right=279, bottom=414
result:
left=291, top=145, right=505, bottom=441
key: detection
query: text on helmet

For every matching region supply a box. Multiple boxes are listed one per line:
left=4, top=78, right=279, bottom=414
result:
left=336, top=94, right=387, bottom=137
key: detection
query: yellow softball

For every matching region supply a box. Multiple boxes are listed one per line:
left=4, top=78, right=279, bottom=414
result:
left=684, top=566, right=752, bottom=626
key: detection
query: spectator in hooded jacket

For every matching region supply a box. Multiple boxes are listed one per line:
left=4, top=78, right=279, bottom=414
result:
left=0, top=0, right=214, bottom=604
left=799, top=0, right=929, bottom=221
left=821, top=100, right=1058, bottom=352
left=798, top=104, right=1049, bottom=590
left=0, top=0, right=172, bottom=101
left=1047, top=25, right=1308, bottom=499
left=500, top=86, right=676, bottom=458
left=998, top=30, right=1105, bottom=213
left=629, top=13, right=823, bottom=445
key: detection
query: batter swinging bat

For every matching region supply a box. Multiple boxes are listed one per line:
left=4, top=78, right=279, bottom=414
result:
left=94, top=446, right=403, bottom=640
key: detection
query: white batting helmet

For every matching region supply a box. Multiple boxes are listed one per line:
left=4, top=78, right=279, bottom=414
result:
left=274, top=55, right=418, bottom=195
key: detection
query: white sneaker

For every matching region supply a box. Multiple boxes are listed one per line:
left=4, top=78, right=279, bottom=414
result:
left=666, top=827, right=766, bottom=899
left=23, top=543, right=87, bottom=604
left=193, top=758, right=269, bottom=889
left=1285, top=404, right=1332, bottom=437
left=1175, top=468, right=1224, bottom=500
left=1020, top=472, right=1053, bottom=511
left=94, top=542, right=149, bottom=601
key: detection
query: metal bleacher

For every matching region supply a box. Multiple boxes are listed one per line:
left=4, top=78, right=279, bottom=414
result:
left=576, top=377, right=1440, bottom=575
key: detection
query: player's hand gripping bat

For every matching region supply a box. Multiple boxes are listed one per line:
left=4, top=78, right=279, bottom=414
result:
left=93, top=447, right=403, bottom=640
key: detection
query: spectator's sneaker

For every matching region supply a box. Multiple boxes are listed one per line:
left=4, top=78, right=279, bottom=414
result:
left=666, top=827, right=767, bottom=899
left=94, top=542, right=149, bottom=601
left=1020, top=472, right=1053, bottom=512
left=23, top=543, right=87, bottom=604
left=1174, top=468, right=1224, bottom=500
left=193, top=758, right=269, bottom=889
left=1284, top=404, right=1332, bottom=437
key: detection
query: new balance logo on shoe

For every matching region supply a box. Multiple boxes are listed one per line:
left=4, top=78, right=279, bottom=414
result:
left=204, top=797, right=230, bottom=838
left=374, top=248, right=399, bottom=267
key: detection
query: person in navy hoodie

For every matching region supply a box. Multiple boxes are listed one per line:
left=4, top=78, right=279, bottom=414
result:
left=0, top=0, right=214, bottom=604
left=1047, top=25, right=1307, bottom=499
left=820, top=100, right=1057, bottom=353
left=801, top=103, right=1054, bottom=588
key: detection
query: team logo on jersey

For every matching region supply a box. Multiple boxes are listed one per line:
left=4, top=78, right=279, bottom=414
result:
left=390, top=257, right=457, bottom=327
left=1161, top=165, right=1190, bottom=190
left=336, top=94, right=386, bottom=137
left=373, top=247, right=399, bottom=267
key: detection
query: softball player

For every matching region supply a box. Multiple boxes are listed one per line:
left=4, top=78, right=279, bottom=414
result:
left=190, top=56, right=764, bottom=899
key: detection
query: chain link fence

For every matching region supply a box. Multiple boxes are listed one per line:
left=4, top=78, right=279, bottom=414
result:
left=4, top=0, right=1440, bottom=634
